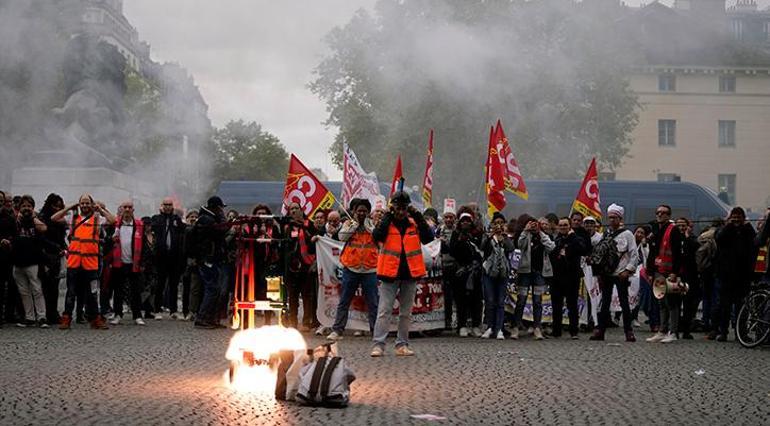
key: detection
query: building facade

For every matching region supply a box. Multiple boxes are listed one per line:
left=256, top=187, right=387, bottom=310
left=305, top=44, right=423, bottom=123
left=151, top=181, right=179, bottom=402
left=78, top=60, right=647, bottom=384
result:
left=613, top=0, right=770, bottom=212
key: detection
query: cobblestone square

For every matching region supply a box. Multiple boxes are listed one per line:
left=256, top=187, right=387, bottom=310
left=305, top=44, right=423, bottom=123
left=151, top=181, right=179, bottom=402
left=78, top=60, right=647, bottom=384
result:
left=1, top=322, right=768, bottom=425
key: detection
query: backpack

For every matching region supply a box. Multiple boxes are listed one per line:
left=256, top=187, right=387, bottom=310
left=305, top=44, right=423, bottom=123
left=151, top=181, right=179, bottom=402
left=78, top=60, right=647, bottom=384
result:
left=588, top=229, right=623, bottom=276
left=483, top=238, right=509, bottom=278
left=296, top=356, right=356, bottom=408
left=695, top=232, right=717, bottom=273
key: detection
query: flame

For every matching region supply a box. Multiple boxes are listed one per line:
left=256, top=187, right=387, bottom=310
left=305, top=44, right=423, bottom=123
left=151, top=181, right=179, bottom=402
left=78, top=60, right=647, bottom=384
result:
left=224, top=326, right=307, bottom=394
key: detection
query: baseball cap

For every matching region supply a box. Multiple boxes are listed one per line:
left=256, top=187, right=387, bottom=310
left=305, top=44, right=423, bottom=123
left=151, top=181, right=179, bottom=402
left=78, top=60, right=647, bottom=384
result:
left=207, top=196, right=227, bottom=208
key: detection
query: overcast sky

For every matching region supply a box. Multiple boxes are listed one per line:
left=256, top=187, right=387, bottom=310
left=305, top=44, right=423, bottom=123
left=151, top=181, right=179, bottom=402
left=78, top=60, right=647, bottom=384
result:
left=123, top=0, right=764, bottom=180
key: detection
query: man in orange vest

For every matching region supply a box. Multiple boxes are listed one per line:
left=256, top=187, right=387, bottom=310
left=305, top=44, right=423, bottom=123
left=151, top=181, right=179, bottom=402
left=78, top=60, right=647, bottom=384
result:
left=51, top=193, right=115, bottom=330
left=327, top=198, right=379, bottom=341
left=370, top=191, right=434, bottom=357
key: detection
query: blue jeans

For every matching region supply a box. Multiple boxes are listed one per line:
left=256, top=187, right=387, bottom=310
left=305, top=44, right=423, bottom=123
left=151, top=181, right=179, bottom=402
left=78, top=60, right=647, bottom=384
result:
left=333, top=269, right=379, bottom=333
left=197, top=262, right=221, bottom=324
left=482, top=274, right=507, bottom=334
left=372, top=279, right=417, bottom=349
left=636, top=275, right=660, bottom=328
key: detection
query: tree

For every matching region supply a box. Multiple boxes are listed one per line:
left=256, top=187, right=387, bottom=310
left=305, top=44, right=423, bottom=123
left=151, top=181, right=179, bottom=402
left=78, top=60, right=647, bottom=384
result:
left=311, top=0, right=640, bottom=200
left=213, top=120, right=289, bottom=182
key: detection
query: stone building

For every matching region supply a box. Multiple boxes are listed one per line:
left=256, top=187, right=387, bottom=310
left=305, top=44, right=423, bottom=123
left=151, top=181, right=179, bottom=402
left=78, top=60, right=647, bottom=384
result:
left=613, top=0, right=770, bottom=212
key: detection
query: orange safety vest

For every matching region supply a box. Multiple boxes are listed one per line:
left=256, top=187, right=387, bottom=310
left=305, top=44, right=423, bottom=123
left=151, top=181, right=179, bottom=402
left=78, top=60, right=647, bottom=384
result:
left=340, top=229, right=378, bottom=270
left=654, top=223, right=675, bottom=275
left=376, top=218, right=426, bottom=279
left=67, top=214, right=100, bottom=271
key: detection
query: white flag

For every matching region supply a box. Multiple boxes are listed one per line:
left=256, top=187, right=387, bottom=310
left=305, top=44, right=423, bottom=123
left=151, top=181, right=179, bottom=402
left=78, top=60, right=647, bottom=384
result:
left=341, top=144, right=381, bottom=209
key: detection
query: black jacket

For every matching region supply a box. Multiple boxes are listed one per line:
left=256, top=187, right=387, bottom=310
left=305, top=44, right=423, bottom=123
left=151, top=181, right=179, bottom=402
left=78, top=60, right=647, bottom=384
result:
left=449, top=227, right=483, bottom=267
left=715, top=222, right=757, bottom=284
left=189, top=207, right=227, bottom=264
left=550, top=232, right=589, bottom=281
left=151, top=213, right=186, bottom=258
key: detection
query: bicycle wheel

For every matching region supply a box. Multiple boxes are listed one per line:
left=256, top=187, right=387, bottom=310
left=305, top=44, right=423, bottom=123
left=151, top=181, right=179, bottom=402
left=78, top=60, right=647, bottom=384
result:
left=735, top=291, right=770, bottom=348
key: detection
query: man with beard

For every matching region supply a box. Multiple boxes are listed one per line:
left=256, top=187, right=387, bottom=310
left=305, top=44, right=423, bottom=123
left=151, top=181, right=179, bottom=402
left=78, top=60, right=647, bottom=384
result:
left=51, top=194, right=116, bottom=330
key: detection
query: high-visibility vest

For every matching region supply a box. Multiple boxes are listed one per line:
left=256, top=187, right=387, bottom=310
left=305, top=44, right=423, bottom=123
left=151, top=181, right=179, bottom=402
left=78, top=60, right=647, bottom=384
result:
left=67, top=214, right=100, bottom=271
left=376, top=218, right=426, bottom=279
left=340, top=229, right=378, bottom=270
left=756, top=245, right=768, bottom=274
left=654, top=222, right=675, bottom=275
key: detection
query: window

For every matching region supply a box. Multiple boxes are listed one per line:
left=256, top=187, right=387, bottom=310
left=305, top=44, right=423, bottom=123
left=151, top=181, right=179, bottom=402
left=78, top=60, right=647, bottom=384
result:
left=719, top=76, right=736, bottom=93
left=658, top=120, right=676, bottom=146
left=658, top=74, right=676, bottom=92
left=718, top=120, right=736, bottom=147
left=732, top=20, right=744, bottom=40
left=718, top=174, right=736, bottom=205
left=657, top=173, right=681, bottom=182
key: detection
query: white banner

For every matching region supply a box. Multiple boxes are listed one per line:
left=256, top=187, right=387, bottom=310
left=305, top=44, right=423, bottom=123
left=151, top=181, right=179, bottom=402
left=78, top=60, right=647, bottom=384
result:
left=583, top=263, right=640, bottom=322
left=341, top=143, right=382, bottom=209
left=315, top=237, right=445, bottom=331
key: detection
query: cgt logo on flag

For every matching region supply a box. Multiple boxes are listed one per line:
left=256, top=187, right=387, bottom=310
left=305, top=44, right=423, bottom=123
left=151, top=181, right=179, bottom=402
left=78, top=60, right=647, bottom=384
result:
left=282, top=154, right=335, bottom=217
left=572, top=157, right=602, bottom=220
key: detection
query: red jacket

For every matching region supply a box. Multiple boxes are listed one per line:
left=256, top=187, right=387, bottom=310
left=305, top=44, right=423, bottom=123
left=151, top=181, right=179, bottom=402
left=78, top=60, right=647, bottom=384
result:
left=111, top=218, right=144, bottom=273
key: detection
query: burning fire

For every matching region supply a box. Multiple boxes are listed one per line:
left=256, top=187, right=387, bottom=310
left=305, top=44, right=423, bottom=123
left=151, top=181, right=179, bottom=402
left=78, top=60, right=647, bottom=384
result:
left=224, top=325, right=307, bottom=394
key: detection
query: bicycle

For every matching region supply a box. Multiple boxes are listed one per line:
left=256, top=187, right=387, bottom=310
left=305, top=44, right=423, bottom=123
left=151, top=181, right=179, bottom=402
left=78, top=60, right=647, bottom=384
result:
left=735, top=281, right=770, bottom=348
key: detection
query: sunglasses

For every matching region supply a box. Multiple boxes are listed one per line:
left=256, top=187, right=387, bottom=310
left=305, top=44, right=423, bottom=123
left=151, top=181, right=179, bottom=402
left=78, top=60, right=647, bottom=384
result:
left=655, top=211, right=670, bottom=216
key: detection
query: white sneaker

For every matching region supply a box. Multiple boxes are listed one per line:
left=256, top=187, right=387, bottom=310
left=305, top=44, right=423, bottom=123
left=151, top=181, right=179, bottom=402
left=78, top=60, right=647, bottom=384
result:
left=459, top=327, right=470, bottom=337
left=632, top=319, right=642, bottom=328
left=496, top=331, right=505, bottom=340
left=471, top=327, right=483, bottom=337
left=154, top=313, right=163, bottom=321
left=511, top=327, right=520, bottom=340
left=183, top=313, right=192, bottom=321
left=170, top=313, right=179, bottom=320
left=315, top=326, right=326, bottom=336
left=481, top=328, right=493, bottom=339
left=661, top=332, right=678, bottom=343
left=534, top=327, right=544, bottom=340
left=135, top=318, right=146, bottom=326
left=326, top=331, right=342, bottom=341
left=353, top=330, right=364, bottom=337
left=109, top=316, right=122, bottom=326
left=106, top=312, right=115, bottom=320
left=645, top=332, right=666, bottom=343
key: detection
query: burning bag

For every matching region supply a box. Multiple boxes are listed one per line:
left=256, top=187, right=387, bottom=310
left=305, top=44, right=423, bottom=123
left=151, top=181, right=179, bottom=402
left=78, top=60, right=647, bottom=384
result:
left=295, top=344, right=356, bottom=408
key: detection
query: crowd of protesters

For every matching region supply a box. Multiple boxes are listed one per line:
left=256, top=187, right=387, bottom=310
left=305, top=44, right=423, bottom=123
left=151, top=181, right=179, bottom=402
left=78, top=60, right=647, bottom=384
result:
left=0, top=189, right=768, bottom=356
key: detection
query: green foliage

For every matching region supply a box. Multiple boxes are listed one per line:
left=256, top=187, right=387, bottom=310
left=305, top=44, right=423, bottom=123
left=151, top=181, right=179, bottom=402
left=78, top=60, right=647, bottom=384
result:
left=310, top=0, right=640, bottom=200
left=213, top=120, right=289, bottom=182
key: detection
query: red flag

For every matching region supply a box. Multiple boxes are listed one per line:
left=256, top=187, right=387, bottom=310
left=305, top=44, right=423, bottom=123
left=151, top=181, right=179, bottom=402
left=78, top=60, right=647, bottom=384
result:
left=389, top=155, right=403, bottom=197
left=495, top=120, right=528, bottom=200
left=281, top=154, right=336, bottom=217
left=421, top=129, right=434, bottom=207
left=486, top=126, right=506, bottom=217
left=571, top=157, right=602, bottom=221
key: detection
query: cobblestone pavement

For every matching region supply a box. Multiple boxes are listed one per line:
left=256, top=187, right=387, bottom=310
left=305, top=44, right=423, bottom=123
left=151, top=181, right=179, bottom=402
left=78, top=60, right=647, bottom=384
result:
left=0, top=321, right=768, bottom=425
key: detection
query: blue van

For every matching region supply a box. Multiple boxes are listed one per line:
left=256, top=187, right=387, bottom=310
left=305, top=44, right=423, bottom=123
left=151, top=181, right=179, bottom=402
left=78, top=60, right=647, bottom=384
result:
left=216, top=179, right=728, bottom=229
left=500, top=180, right=729, bottom=228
